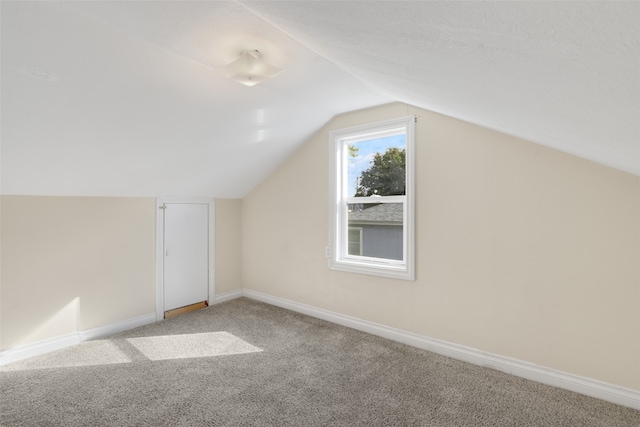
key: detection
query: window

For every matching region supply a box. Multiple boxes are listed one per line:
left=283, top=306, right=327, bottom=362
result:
left=329, top=116, right=415, bottom=280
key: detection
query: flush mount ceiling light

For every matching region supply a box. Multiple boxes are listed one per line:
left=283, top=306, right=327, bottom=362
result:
left=218, top=50, right=284, bottom=87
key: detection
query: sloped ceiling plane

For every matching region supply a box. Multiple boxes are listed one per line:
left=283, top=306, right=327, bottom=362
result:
left=1, top=1, right=638, bottom=197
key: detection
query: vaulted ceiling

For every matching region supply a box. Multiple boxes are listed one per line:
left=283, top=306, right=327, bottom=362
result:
left=2, top=1, right=638, bottom=197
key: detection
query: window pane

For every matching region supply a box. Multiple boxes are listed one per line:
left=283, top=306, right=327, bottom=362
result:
left=347, top=227, right=362, bottom=256
left=347, top=134, right=406, bottom=197
left=348, top=202, right=403, bottom=261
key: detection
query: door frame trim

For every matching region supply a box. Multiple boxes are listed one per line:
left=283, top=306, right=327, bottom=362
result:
left=155, top=197, right=215, bottom=321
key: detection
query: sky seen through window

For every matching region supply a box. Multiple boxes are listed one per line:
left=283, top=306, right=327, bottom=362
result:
left=347, top=134, right=406, bottom=197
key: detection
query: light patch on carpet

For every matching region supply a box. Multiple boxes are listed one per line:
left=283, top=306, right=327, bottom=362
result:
left=2, top=340, right=131, bottom=371
left=126, top=332, right=263, bottom=361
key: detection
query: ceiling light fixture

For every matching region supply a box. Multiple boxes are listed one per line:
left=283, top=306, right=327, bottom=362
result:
left=218, top=50, right=283, bottom=87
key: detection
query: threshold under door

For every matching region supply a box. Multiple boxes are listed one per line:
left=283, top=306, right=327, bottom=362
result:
left=164, top=301, right=208, bottom=319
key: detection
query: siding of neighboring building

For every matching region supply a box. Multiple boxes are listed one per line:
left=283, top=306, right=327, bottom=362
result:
left=349, top=203, right=403, bottom=260
left=360, top=224, right=403, bottom=260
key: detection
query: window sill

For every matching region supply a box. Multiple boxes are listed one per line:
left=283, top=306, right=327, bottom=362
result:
left=329, top=258, right=414, bottom=281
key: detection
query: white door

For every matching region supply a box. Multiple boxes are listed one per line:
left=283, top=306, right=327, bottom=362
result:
left=163, top=203, right=209, bottom=311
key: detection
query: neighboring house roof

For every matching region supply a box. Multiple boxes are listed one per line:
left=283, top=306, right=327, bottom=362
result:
left=349, top=203, right=403, bottom=225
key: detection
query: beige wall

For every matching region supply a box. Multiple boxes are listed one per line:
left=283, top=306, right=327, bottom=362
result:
left=0, top=196, right=244, bottom=351
left=0, top=195, right=156, bottom=351
left=242, top=103, right=640, bottom=391
left=215, top=199, right=242, bottom=295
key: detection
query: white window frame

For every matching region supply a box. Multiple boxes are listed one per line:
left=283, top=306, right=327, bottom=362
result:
left=328, top=115, right=415, bottom=280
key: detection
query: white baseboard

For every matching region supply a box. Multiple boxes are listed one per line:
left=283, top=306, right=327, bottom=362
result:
left=242, top=289, right=640, bottom=411
left=0, top=312, right=156, bottom=366
left=79, top=313, right=156, bottom=342
left=0, top=332, right=81, bottom=367
left=213, top=290, right=243, bottom=305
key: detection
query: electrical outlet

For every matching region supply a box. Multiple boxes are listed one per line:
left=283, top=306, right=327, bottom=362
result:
left=325, top=246, right=331, bottom=258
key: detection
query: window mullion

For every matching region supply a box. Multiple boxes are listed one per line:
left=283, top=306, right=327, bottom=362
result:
left=345, top=195, right=406, bottom=204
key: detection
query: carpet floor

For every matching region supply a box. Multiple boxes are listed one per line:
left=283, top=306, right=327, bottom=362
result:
left=1, top=298, right=639, bottom=426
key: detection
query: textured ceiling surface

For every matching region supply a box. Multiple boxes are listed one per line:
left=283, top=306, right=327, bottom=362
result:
left=243, top=1, right=640, bottom=175
left=1, top=1, right=638, bottom=198
left=0, top=1, right=390, bottom=197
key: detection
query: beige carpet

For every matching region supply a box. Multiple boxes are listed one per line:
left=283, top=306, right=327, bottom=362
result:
left=1, top=298, right=639, bottom=426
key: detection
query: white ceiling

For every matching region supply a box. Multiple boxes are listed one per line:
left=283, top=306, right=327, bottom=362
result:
left=1, top=1, right=638, bottom=198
